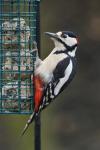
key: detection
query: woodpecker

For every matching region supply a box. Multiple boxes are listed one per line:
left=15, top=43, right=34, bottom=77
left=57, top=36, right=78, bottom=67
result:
left=21, top=31, right=79, bottom=136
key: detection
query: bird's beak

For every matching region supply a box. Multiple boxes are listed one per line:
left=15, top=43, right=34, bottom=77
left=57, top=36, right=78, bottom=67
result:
left=45, top=32, right=58, bottom=39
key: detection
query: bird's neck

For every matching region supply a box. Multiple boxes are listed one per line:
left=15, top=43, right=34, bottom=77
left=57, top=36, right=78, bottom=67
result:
left=68, top=48, right=76, bottom=57
left=50, top=45, right=66, bottom=55
left=50, top=47, right=76, bottom=58
left=50, top=48, right=63, bottom=54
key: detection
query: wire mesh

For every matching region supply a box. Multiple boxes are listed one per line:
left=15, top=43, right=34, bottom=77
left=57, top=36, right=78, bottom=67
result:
left=0, top=0, right=39, bottom=114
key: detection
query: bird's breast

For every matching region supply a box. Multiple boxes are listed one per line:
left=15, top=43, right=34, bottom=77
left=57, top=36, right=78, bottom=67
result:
left=35, top=54, right=68, bottom=84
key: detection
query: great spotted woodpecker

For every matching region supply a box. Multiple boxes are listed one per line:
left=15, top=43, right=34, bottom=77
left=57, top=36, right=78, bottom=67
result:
left=21, top=31, right=79, bottom=136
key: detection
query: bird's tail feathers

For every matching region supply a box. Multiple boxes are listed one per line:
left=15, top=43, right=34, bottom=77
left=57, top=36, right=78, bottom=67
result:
left=21, top=112, right=35, bottom=137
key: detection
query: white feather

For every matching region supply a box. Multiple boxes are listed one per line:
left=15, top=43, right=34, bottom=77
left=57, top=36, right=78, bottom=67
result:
left=35, top=49, right=68, bottom=83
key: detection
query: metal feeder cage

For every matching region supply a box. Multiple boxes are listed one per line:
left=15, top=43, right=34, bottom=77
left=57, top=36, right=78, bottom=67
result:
left=0, top=0, right=40, bottom=114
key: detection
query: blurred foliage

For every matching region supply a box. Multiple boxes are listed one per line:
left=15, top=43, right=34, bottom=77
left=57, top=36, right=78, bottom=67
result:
left=0, top=0, right=100, bottom=150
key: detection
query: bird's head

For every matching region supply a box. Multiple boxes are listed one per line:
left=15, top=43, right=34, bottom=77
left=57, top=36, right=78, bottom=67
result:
left=45, top=31, right=79, bottom=56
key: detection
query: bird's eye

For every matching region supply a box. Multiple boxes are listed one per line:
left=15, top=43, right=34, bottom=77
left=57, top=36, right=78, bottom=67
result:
left=61, top=33, right=67, bottom=38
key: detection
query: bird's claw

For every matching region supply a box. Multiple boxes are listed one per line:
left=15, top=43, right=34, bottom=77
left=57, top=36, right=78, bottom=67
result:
left=33, top=41, right=38, bottom=50
left=30, top=41, right=38, bottom=55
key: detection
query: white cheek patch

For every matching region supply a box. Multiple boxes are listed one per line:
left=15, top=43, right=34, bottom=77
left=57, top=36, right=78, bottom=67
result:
left=65, top=37, right=77, bottom=47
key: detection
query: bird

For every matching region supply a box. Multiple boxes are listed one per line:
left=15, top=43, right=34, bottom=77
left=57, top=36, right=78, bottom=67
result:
left=21, top=31, right=79, bottom=136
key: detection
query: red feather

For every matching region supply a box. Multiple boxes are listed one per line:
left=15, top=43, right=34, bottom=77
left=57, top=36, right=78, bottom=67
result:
left=34, top=76, right=44, bottom=112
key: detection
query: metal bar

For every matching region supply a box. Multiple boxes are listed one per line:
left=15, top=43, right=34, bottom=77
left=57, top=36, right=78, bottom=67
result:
left=0, top=0, right=3, bottom=112
left=35, top=115, right=41, bottom=150
left=34, top=0, right=41, bottom=150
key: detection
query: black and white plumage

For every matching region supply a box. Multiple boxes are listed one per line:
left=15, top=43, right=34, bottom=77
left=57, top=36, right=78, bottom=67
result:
left=21, top=31, right=79, bottom=136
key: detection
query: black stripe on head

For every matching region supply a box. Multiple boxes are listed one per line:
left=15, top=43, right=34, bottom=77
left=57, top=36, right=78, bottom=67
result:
left=57, top=37, right=77, bottom=51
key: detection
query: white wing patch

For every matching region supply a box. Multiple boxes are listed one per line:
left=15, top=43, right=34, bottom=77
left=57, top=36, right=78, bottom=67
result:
left=54, top=60, right=73, bottom=95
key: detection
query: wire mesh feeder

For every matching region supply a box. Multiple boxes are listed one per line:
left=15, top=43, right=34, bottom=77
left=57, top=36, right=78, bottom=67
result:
left=0, top=0, right=40, bottom=114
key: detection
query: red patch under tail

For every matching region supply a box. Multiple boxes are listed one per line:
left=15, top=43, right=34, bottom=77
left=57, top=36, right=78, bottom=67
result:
left=33, top=76, right=44, bottom=112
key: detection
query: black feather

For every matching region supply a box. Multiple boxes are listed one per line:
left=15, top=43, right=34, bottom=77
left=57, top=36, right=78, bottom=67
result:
left=53, top=57, right=70, bottom=82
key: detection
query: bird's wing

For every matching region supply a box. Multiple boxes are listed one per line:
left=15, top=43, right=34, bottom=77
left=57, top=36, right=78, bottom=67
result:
left=53, top=57, right=72, bottom=95
left=53, top=57, right=70, bottom=82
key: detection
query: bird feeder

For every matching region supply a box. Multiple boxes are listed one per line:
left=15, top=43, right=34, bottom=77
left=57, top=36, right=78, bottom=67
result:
left=0, top=0, right=40, bottom=114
